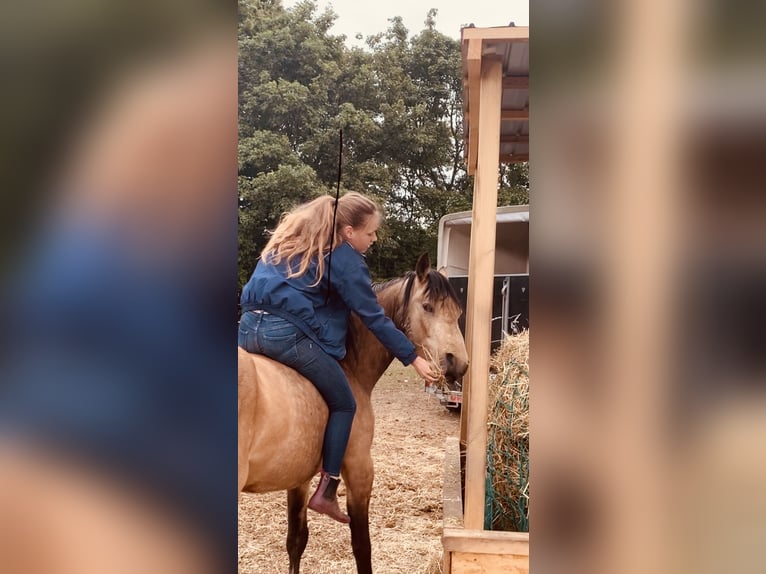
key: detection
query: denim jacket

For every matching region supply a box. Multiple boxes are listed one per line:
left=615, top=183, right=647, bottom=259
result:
left=240, top=242, right=417, bottom=364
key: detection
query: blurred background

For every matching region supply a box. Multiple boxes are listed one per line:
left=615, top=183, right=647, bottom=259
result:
left=0, top=1, right=237, bottom=573
left=532, top=0, right=766, bottom=573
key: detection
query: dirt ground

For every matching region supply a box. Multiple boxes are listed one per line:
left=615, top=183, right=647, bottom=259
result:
left=238, top=362, right=460, bottom=573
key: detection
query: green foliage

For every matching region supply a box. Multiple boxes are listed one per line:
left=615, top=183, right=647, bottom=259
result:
left=237, top=1, right=528, bottom=288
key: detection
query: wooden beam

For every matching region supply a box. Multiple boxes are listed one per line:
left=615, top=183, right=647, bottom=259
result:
left=442, top=437, right=464, bottom=528
left=500, top=153, right=529, bottom=163
left=465, top=38, right=483, bottom=176
left=451, top=551, right=529, bottom=574
left=461, top=26, right=529, bottom=43
left=500, top=135, right=529, bottom=144
left=501, top=109, right=529, bottom=121
left=443, top=529, right=530, bottom=555
left=443, top=438, right=465, bottom=574
left=459, top=360, right=471, bottom=448
left=462, top=55, right=503, bottom=531
left=503, top=76, right=529, bottom=90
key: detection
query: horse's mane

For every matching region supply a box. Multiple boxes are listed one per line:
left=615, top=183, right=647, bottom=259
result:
left=369, top=269, right=461, bottom=333
left=343, top=270, right=459, bottom=369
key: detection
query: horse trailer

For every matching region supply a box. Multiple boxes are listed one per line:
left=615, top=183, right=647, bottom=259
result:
left=431, top=205, right=529, bottom=410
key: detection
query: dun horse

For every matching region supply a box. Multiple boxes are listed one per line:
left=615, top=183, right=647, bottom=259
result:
left=238, top=253, right=468, bottom=574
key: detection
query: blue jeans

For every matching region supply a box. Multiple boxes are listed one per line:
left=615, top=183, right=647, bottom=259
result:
left=238, top=311, right=356, bottom=476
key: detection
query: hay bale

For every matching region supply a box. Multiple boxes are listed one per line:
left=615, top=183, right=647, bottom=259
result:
left=486, top=330, right=529, bottom=532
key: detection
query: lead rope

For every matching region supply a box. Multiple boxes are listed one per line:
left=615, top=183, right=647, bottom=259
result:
left=325, top=128, right=343, bottom=305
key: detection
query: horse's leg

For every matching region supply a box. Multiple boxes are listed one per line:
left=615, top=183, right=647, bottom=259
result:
left=343, top=457, right=374, bottom=574
left=286, top=482, right=310, bottom=574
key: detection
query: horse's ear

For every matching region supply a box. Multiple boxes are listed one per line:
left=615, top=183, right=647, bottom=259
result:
left=437, top=265, right=448, bottom=277
left=415, top=252, right=431, bottom=281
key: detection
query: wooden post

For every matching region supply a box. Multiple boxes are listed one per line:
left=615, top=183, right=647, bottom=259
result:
left=462, top=55, right=503, bottom=531
left=459, top=36, right=485, bottom=449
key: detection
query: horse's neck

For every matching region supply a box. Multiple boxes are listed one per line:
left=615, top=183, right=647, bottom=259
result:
left=342, top=280, right=408, bottom=394
left=343, top=317, right=394, bottom=391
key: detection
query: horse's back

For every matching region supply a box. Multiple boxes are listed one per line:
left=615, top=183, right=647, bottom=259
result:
left=237, top=347, right=327, bottom=493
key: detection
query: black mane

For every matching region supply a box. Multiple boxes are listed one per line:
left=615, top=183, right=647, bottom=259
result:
left=346, top=270, right=460, bottom=362
left=373, top=269, right=460, bottom=319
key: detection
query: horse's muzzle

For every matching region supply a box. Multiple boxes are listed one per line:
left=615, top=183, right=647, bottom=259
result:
left=444, top=352, right=469, bottom=381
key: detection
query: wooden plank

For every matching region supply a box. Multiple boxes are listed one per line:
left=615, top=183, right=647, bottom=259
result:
left=465, top=38, right=483, bottom=176
left=499, top=135, right=529, bottom=144
left=460, top=35, right=483, bottom=430
left=459, top=380, right=470, bottom=447
left=500, top=153, right=529, bottom=163
left=503, top=76, right=529, bottom=89
left=501, top=109, right=529, bottom=121
left=443, top=437, right=464, bottom=528
left=461, top=26, right=529, bottom=43
left=451, top=552, right=529, bottom=574
left=459, top=371, right=470, bottom=447
left=443, top=549, right=452, bottom=574
left=462, top=55, right=503, bottom=531
left=443, top=528, right=529, bottom=555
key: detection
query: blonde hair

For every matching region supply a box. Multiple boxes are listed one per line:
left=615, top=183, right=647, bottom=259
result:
left=261, top=191, right=380, bottom=285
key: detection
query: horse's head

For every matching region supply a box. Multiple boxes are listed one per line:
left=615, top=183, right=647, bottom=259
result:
left=400, top=253, right=469, bottom=383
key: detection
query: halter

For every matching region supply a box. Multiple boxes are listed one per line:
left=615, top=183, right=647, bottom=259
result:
left=398, top=268, right=460, bottom=333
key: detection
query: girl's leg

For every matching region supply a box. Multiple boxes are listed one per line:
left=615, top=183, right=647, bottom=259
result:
left=252, top=315, right=356, bottom=475
left=288, top=336, right=356, bottom=476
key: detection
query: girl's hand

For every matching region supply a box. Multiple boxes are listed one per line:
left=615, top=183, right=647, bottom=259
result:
left=412, top=356, right=439, bottom=385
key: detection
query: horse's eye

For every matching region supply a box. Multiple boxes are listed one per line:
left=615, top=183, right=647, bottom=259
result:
left=423, top=303, right=434, bottom=313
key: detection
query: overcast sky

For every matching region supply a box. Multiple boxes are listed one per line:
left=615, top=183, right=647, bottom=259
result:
left=283, top=0, right=528, bottom=47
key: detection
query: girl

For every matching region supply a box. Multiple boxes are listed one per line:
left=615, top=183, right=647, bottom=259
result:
left=238, top=192, right=437, bottom=523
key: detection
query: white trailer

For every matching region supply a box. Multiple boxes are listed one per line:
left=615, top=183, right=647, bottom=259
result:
left=430, top=205, right=530, bottom=410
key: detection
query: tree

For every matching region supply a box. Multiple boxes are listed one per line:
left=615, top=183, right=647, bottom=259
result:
left=237, top=1, right=528, bottom=287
